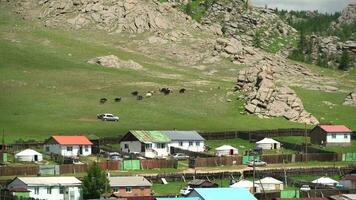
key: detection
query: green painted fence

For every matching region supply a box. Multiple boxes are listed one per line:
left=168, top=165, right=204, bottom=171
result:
left=121, top=160, right=140, bottom=170
left=343, top=153, right=356, bottom=161
left=280, top=190, right=299, bottom=198
left=242, top=155, right=260, bottom=164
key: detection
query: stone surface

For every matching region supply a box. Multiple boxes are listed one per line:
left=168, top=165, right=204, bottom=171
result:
left=343, top=91, right=356, bottom=107
left=88, top=55, right=143, bottom=70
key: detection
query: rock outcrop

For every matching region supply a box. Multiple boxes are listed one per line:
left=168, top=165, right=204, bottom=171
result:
left=88, top=55, right=143, bottom=70
left=343, top=91, right=356, bottom=107
left=13, top=0, right=199, bottom=33
left=236, top=61, right=318, bottom=125
left=331, top=4, right=356, bottom=29
left=201, top=0, right=297, bottom=46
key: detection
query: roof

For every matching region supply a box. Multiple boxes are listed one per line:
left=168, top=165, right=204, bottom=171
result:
left=188, top=179, right=214, bottom=186
left=51, top=136, right=93, bottom=145
left=215, top=145, right=238, bottom=151
left=191, top=188, right=257, bottom=200
left=156, top=198, right=200, bottom=200
left=275, top=198, right=328, bottom=200
left=319, top=125, right=352, bottom=133
left=258, top=177, right=283, bottom=184
left=256, top=138, right=280, bottom=144
left=312, top=177, right=339, bottom=184
left=128, top=130, right=171, bottom=143
left=108, top=176, right=152, bottom=187
left=230, top=179, right=259, bottom=188
left=15, top=149, right=42, bottom=156
left=329, top=194, right=356, bottom=200
left=162, top=131, right=205, bottom=141
left=342, top=174, right=356, bottom=181
left=16, top=177, right=81, bottom=186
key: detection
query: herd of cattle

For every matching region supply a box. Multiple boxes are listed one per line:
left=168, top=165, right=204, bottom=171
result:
left=99, top=87, right=186, bottom=103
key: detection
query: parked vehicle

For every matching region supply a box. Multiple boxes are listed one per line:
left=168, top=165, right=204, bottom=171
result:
left=110, top=155, right=123, bottom=161
left=248, top=160, right=267, bottom=167
left=97, top=113, right=119, bottom=121
left=172, top=153, right=189, bottom=160
left=180, top=186, right=193, bottom=196
left=300, top=185, right=311, bottom=191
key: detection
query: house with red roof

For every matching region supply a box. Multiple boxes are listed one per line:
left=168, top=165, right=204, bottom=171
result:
left=310, top=125, right=352, bottom=146
left=44, top=136, right=93, bottom=157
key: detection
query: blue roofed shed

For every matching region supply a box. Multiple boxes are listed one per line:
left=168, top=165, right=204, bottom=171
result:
left=188, top=188, right=257, bottom=200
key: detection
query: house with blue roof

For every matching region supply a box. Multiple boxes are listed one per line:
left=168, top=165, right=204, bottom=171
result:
left=156, top=198, right=200, bottom=200
left=187, top=187, right=257, bottom=200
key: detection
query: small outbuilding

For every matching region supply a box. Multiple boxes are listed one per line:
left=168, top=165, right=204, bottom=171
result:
left=230, top=179, right=260, bottom=193
left=312, top=177, right=339, bottom=186
left=256, top=177, right=284, bottom=191
left=255, top=138, right=281, bottom=150
left=15, top=149, right=43, bottom=162
left=310, top=125, right=352, bottom=146
left=188, top=179, right=218, bottom=188
left=215, top=145, right=238, bottom=156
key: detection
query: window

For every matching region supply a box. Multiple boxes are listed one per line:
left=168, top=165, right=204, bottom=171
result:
left=344, top=134, right=348, bottom=139
left=67, top=146, right=73, bottom=151
left=124, top=144, right=129, bottom=149
left=189, top=142, right=193, bottom=146
left=45, top=146, right=50, bottom=152
left=145, top=143, right=152, bottom=149
left=179, top=142, right=183, bottom=146
left=47, top=187, right=52, bottom=194
left=34, top=187, right=39, bottom=195
left=59, top=187, right=64, bottom=194
left=85, top=145, right=89, bottom=152
left=126, top=187, right=132, bottom=193
left=332, top=134, right=336, bottom=139
left=113, top=187, right=119, bottom=192
left=157, top=143, right=166, bottom=149
left=196, top=141, right=200, bottom=146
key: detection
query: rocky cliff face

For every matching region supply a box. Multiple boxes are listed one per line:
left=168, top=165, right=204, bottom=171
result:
left=331, top=4, right=356, bottom=29
left=201, top=0, right=297, bottom=46
left=12, top=0, right=200, bottom=33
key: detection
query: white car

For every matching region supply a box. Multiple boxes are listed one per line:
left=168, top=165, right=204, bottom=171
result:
left=300, top=185, right=311, bottom=191
left=248, top=160, right=267, bottom=167
left=172, top=153, right=189, bottom=160
left=97, top=113, right=119, bottom=121
left=180, top=186, right=193, bottom=196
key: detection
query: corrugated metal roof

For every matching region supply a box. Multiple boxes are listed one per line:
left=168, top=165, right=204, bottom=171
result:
left=191, top=188, right=257, bottom=200
left=17, top=177, right=81, bottom=186
left=319, top=125, right=352, bottom=133
left=130, top=130, right=171, bottom=143
left=162, top=131, right=205, bottom=141
left=52, top=136, right=93, bottom=145
left=108, top=176, right=152, bottom=187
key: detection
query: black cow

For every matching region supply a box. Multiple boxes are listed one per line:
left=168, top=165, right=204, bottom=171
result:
left=131, top=91, right=139, bottom=96
left=114, top=97, right=122, bottom=102
left=179, top=88, right=186, bottom=93
left=100, top=98, right=107, bottom=104
left=160, top=87, right=172, bottom=95
left=137, top=95, right=143, bottom=100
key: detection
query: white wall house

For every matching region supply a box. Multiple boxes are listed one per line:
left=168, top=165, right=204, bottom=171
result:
left=163, top=131, right=205, bottom=152
left=120, top=131, right=171, bottom=158
left=256, top=177, right=284, bottom=191
left=255, top=138, right=281, bottom=150
left=15, top=149, right=43, bottom=162
left=7, top=177, right=82, bottom=200
left=120, top=130, right=206, bottom=158
left=44, top=136, right=93, bottom=157
left=310, top=125, right=352, bottom=146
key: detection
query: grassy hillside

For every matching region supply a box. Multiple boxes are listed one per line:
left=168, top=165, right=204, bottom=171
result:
left=0, top=7, right=355, bottom=143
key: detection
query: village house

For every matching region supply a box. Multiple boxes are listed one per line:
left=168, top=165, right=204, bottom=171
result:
left=340, top=170, right=356, bottom=190
left=187, top=187, right=257, bottom=200
left=7, top=176, right=82, bottom=200
left=120, top=130, right=206, bottom=158
left=255, top=138, right=281, bottom=150
left=256, top=177, right=284, bottom=191
left=163, top=131, right=205, bottom=152
left=44, top=135, right=93, bottom=157
left=108, top=176, right=152, bottom=198
left=310, top=125, right=352, bottom=146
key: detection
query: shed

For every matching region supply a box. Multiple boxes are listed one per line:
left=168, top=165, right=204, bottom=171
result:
left=230, top=179, right=260, bottom=193
left=15, top=149, right=43, bottom=162
left=256, top=177, right=284, bottom=191
left=215, top=145, right=238, bottom=156
left=312, top=177, right=339, bottom=186
left=188, top=179, right=218, bottom=188
left=255, top=138, right=281, bottom=150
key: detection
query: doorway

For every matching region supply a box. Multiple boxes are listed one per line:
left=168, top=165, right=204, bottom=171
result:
left=34, top=155, right=38, bottom=161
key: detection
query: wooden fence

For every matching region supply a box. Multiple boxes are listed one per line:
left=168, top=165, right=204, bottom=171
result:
left=141, top=159, right=177, bottom=169
left=170, top=147, right=213, bottom=158
left=59, top=164, right=88, bottom=174
left=97, top=160, right=120, bottom=171
left=0, top=165, right=39, bottom=176
left=191, top=156, right=242, bottom=168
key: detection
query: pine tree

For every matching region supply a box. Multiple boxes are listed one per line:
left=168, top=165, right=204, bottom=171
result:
left=339, top=49, right=350, bottom=70
left=83, top=163, right=110, bottom=199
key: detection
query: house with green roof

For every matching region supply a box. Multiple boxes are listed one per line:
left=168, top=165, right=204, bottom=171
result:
left=119, top=130, right=172, bottom=158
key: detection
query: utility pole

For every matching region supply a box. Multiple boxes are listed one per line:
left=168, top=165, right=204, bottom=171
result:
left=304, top=123, right=308, bottom=162
left=252, top=152, right=256, bottom=194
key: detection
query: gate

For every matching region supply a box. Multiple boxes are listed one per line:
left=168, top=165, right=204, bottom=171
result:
left=343, top=153, right=356, bottom=161
left=242, top=155, right=260, bottom=164
left=121, top=160, right=141, bottom=170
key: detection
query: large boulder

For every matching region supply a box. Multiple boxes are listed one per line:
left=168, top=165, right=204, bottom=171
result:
left=88, top=55, right=143, bottom=70
left=343, top=91, right=356, bottom=107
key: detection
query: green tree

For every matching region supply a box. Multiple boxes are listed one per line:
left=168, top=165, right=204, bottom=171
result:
left=339, top=49, right=350, bottom=70
left=185, top=1, right=193, bottom=16
left=253, top=30, right=262, bottom=48
left=83, top=163, right=110, bottom=199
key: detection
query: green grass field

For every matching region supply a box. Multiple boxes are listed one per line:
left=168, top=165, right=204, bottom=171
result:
left=0, top=5, right=355, bottom=143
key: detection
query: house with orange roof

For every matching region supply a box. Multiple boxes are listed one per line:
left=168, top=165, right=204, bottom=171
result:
left=44, top=135, right=93, bottom=157
left=310, top=125, right=352, bottom=146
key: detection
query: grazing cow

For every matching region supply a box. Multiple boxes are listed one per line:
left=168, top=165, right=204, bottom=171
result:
left=160, top=87, right=172, bottom=95
left=137, top=95, right=143, bottom=100
left=179, top=88, right=186, bottom=93
left=114, top=97, right=122, bottom=102
left=131, top=91, right=139, bottom=96
left=145, top=92, right=152, bottom=97
left=100, top=98, right=107, bottom=104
